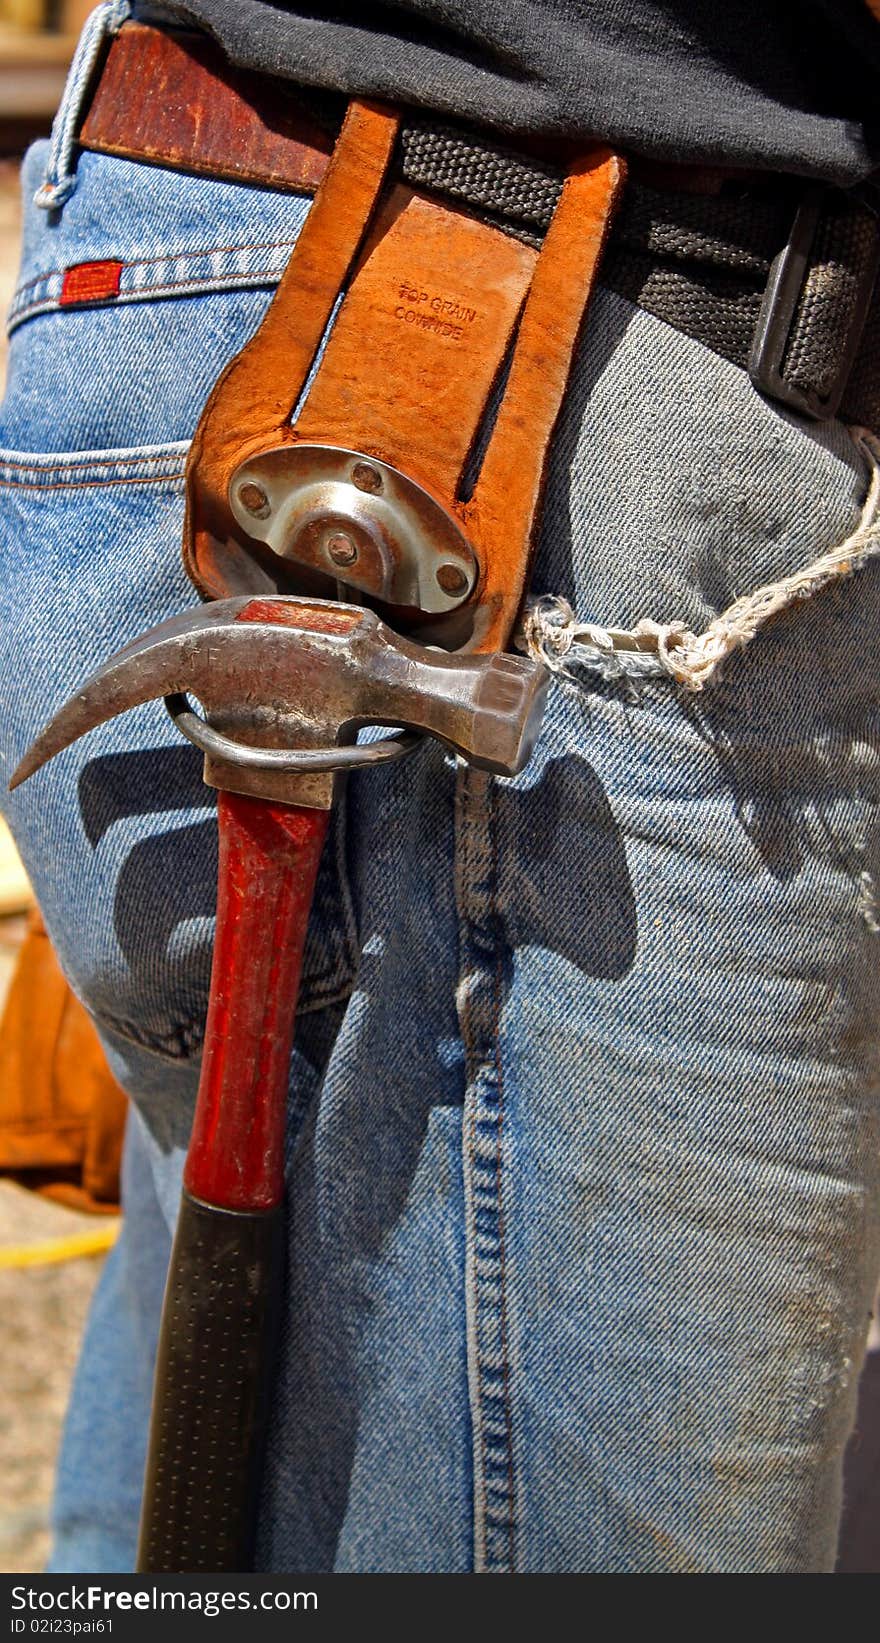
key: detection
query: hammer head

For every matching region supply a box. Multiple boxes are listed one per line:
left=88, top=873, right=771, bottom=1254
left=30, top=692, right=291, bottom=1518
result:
left=11, top=597, right=548, bottom=809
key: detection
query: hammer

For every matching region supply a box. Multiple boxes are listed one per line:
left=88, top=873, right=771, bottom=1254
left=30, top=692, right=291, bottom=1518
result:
left=11, top=594, right=547, bottom=1572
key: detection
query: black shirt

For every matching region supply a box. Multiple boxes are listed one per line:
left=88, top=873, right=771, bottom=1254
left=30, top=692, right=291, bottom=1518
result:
left=164, top=1, right=880, bottom=185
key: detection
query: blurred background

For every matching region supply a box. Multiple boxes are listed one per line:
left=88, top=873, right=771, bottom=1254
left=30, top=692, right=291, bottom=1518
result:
left=0, top=0, right=876, bottom=1578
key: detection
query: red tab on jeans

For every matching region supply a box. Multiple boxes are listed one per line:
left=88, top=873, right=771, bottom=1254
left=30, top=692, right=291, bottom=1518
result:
left=60, top=260, right=124, bottom=307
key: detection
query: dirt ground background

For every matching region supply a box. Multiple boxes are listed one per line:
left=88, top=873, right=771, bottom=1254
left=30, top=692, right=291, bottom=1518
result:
left=0, top=157, right=110, bottom=1577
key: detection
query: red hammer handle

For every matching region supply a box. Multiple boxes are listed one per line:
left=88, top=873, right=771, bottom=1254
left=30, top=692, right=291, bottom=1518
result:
left=186, top=790, right=330, bottom=1211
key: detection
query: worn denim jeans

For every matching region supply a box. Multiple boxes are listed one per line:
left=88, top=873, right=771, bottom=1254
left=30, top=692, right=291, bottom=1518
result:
left=2, top=23, right=880, bottom=1574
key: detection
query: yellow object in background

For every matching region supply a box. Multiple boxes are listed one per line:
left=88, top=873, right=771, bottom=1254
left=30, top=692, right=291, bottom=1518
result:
left=0, top=819, right=33, bottom=917
left=0, top=1221, right=119, bottom=1268
left=0, top=0, right=92, bottom=28
left=0, top=1, right=50, bottom=30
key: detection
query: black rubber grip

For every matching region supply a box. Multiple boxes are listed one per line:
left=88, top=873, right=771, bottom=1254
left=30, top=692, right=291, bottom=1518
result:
left=136, top=1189, right=284, bottom=1573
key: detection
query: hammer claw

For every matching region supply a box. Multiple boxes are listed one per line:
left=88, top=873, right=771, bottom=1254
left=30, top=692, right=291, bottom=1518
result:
left=10, top=597, right=548, bottom=802
left=8, top=610, right=218, bottom=790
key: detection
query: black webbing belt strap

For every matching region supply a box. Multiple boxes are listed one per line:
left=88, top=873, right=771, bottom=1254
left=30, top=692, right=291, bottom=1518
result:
left=394, top=115, right=880, bottom=429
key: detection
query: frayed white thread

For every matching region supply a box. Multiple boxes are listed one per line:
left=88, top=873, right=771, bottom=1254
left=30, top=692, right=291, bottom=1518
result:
left=518, top=601, right=666, bottom=680
left=858, top=870, right=880, bottom=935
left=522, top=426, right=880, bottom=691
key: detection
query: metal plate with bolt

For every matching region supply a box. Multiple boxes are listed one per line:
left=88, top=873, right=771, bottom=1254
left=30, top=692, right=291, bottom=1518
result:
left=229, top=444, right=479, bottom=614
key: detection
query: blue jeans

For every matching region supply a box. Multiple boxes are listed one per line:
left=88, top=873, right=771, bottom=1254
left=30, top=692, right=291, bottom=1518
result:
left=3, top=22, right=880, bottom=1574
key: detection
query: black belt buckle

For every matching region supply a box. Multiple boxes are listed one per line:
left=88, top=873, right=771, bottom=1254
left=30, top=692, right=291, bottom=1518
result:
left=749, top=185, right=880, bottom=421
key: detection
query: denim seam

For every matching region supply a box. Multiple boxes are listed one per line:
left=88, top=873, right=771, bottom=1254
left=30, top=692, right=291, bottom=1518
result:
left=13, top=232, right=303, bottom=293
left=7, top=236, right=304, bottom=335
left=458, top=764, right=518, bottom=1574
left=88, top=1008, right=204, bottom=1062
left=92, top=924, right=357, bottom=1057
left=9, top=272, right=287, bottom=333
left=0, top=450, right=185, bottom=471
left=458, top=769, right=484, bottom=1571
left=0, top=445, right=189, bottom=485
left=487, top=778, right=518, bottom=1571
left=0, top=471, right=185, bottom=493
left=489, top=918, right=518, bottom=1573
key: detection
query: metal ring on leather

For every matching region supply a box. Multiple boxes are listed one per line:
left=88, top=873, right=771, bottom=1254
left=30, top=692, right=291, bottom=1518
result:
left=164, top=693, right=423, bottom=773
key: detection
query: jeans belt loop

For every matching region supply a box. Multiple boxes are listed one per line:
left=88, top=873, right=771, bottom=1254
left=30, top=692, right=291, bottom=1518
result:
left=34, top=0, right=132, bottom=213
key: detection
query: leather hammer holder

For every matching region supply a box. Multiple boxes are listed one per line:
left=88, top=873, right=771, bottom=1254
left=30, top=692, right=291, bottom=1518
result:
left=183, top=100, right=624, bottom=654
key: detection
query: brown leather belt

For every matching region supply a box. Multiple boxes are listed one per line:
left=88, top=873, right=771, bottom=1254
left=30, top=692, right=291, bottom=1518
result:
left=81, top=22, right=336, bottom=197
left=74, top=21, right=880, bottom=429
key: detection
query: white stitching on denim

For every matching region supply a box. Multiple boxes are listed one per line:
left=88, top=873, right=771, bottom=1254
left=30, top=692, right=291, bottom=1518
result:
left=7, top=249, right=298, bottom=335
left=522, top=426, right=880, bottom=691
left=34, top=1, right=132, bottom=212
left=12, top=231, right=302, bottom=301
left=0, top=446, right=187, bottom=472
left=0, top=441, right=189, bottom=488
left=457, top=764, right=518, bottom=1573
left=0, top=470, right=185, bottom=494
left=9, top=275, right=279, bottom=334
